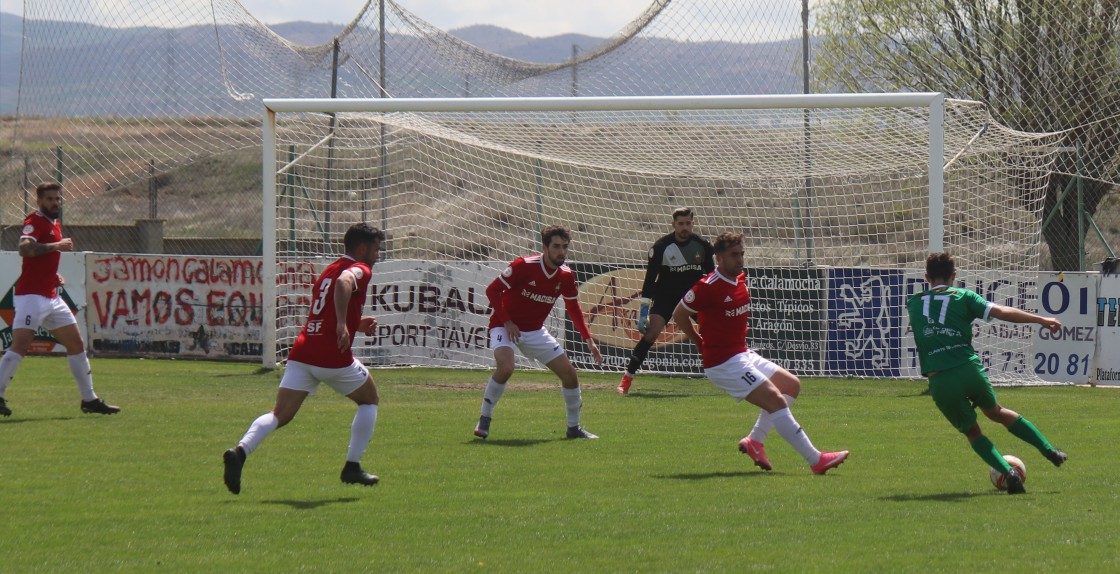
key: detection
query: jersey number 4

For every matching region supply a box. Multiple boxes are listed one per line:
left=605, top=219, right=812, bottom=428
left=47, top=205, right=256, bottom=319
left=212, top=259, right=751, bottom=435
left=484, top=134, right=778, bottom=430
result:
left=921, top=294, right=950, bottom=324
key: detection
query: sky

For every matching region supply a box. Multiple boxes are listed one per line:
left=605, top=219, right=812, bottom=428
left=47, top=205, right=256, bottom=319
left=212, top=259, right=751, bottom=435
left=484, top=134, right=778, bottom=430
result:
left=0, top=0, right=664, bottom=38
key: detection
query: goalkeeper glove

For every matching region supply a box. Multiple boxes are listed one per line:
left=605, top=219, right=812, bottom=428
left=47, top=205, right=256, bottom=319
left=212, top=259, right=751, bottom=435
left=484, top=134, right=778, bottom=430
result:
left=637, top=298, right=651, bottom=334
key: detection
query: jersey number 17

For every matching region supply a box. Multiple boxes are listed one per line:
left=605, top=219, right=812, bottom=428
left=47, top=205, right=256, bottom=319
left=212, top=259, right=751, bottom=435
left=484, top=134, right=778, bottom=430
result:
left=921, top=294, right=950, bottom=324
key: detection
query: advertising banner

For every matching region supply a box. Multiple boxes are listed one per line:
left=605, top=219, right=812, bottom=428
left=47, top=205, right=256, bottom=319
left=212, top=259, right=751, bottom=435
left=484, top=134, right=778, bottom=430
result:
left=570, top=264, right=701, bottom=373
left=85, top=254, right=265, bottom=359
left=747, top=268, right=826, bottom=375
left=1028, top=273, right=1098, bottom=384
left=1093, top=273, right=1120, bottom=386
left=362, top=260, right=498, bottom=367
left=827, top=268, right=906, bottom=377
left=0, top=252, right=88, bottom=354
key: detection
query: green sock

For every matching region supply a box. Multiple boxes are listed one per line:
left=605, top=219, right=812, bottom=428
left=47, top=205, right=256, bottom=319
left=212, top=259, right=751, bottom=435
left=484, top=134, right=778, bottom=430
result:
left=1008, top=416, right=1053, bottom=454
left=970, top=435, right=1011, bottom=474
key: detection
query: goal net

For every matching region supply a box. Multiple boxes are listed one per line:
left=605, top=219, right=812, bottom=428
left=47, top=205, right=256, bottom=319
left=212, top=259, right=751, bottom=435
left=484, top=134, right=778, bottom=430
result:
left=263, top=94, right=1064, bottom=384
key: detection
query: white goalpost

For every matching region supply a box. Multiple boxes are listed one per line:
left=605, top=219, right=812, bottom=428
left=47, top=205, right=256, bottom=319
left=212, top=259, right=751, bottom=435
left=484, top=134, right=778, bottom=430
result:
left=261, top=93, right=1059, bottom=385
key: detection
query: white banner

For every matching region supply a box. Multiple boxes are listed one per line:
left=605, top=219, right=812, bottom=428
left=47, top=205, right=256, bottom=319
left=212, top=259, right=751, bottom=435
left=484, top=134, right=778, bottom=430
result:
left=0, top=252, right=89, bottom=354
left=359, top=260, right=499, bottom=367
left=1094, top=274, right=1120, bottom=386
left=1029, top=273, right=1099, bottom=384
left=84, top=254, right=264, bottom=359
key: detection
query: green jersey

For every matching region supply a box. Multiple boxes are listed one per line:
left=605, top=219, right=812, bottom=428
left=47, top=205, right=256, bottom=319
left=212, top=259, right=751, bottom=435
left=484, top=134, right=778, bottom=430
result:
left=906, top=285, right=994, bottom=375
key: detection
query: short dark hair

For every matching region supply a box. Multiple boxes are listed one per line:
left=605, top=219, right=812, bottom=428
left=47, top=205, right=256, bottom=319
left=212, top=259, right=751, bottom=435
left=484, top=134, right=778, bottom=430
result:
left=36, top=182, right=62, bottom=198
left=672, top=207, right=693, bottom=220
left=343, top=223, right=385, bottom=253
left=926, top=252, right=955, bottom=282
left=541, top=224, right=571, bottom=247
left=712, top=232, right=744, bottom=254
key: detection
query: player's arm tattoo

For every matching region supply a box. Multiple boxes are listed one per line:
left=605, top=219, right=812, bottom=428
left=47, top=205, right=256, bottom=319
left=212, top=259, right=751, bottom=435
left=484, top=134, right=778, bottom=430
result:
left=18, top=238, right=54, bottom=257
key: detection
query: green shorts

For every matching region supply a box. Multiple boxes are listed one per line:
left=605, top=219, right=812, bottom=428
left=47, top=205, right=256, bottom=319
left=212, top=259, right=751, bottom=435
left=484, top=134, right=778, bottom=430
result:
left=928, top=357, right=999, bottom=434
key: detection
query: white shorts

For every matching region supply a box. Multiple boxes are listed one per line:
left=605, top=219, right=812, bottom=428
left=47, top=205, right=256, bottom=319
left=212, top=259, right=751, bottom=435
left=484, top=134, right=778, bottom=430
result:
left=12, top=294, right=77, bottom=332
left=704, top=350, right=781, bottom=401
left=490, top=327, right=566, bottom=365
left=279, top=359, right=370, bottom=397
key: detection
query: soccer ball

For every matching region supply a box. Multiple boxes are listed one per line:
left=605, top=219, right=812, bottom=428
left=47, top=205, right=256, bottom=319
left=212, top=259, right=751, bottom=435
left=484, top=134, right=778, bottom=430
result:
left=989, top=454, right=1027, bottom=490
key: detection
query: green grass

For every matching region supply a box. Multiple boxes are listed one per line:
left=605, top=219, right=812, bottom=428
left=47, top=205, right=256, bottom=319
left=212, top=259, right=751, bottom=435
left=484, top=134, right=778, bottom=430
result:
left=0, top=358, right=1117, bottom=573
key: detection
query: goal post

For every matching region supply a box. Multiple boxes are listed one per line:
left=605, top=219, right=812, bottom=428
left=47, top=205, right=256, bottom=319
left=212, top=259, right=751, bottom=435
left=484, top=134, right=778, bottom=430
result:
left=261, top=93, right=1058, bottom=385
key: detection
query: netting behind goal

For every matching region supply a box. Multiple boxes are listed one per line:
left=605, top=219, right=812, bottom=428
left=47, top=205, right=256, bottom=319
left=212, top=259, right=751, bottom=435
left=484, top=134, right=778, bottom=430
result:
left=264, top=95, right=1064, bottom=384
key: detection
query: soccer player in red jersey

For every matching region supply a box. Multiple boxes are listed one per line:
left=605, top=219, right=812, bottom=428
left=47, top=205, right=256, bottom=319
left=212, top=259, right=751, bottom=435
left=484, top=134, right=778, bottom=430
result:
left=223, top=223, right=385, bottom=494
left=472, top=225, right=604, bottom=440
left=0, top=182, right=118, bottom=417
left=673, top=232, right=848, bottom=474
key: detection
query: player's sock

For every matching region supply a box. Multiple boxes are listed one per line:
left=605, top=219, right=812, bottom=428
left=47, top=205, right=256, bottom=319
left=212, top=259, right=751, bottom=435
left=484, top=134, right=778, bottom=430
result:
left=66, top=352, right=97, bottom=402
left=1007, top=415, right=1054, bottom=454
left=747, top=394, right=795, bottom=443
left=770, top=407, right=821, bottom=464
left=562, top=386, right=582, bottom=428
left=480, top=377, right=506, bottom=418
left=346, top=404, right=378, bottom=463
left=625, top=339, right=653, bottom=376
left=238, top=412, right=279, bottom=456
left=0, top=351, right=24, bottom=397
left=970, top=435, right=1011, bottom=474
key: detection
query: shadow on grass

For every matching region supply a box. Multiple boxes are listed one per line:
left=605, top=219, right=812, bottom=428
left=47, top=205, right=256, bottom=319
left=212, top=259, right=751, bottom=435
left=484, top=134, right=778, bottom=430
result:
left=654, top=470, right=762, bottom=480
left=261, top=497, right=361, bottom=510
left=879, top=491, right=987, bottom=502
left=467, top=438, right=554, bottom=447
left=0, top=416, right=78, bottom=425
left=623, top=390, right=697, bottom=400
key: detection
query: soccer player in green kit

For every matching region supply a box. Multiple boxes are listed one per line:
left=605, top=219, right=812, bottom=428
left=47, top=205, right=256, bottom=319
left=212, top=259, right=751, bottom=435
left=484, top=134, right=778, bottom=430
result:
left=907, top=252, right=1068, bottom=494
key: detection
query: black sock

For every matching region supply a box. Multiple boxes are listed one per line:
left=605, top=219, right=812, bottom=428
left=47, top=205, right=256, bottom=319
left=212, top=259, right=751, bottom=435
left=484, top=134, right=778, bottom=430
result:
left=343, top=460, right=361, bottom=471
left=626, top=339, right=654, bottom=374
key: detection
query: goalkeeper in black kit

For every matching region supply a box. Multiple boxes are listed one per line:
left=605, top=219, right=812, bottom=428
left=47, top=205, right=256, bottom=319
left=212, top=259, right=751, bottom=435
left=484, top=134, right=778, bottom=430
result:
left=617, top=207, right=714, bottom=395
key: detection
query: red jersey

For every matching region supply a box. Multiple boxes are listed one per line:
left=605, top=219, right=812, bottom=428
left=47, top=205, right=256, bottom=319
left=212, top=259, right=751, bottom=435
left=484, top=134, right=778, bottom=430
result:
left=287, top=255, right=373, bottom=368
left=16, top=211, right=63, bottom=298
left=486, top=254, right=592, bottom=339
left=679, top=270, right=750, bottom=368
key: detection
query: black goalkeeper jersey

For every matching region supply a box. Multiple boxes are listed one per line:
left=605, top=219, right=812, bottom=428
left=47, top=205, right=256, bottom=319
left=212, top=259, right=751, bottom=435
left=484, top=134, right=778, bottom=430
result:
left=641, top=232, right=715, bottom=303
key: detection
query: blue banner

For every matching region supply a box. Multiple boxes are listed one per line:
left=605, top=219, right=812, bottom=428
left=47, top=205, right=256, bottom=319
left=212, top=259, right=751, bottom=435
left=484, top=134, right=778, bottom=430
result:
left=827, top=269, right=905, bottom=377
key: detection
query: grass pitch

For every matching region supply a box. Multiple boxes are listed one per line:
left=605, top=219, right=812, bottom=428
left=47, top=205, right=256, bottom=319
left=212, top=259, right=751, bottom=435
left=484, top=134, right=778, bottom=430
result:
left=0, top=357, right=1116, bottom=572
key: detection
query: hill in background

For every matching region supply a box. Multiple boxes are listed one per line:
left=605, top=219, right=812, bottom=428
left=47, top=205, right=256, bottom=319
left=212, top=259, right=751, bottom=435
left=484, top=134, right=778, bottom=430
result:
left=0, top=11, right=800, bottom=114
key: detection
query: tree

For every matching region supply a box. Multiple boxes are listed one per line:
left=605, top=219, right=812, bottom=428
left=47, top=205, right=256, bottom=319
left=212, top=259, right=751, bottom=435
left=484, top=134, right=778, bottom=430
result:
left=815, top=0, right=1120, bottom=270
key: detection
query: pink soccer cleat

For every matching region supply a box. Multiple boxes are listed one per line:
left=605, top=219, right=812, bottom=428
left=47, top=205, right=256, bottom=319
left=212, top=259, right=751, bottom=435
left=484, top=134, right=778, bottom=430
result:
left=738, top=437, right=772, bottom=471
left=810, top=450, right=849, bottom=475
left=616, top=373, right=634, bottom=395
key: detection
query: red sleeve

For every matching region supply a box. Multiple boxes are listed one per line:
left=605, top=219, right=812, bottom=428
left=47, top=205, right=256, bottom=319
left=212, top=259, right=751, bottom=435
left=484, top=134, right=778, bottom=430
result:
left=486, top=275, right=511, bottom=326
left=679, top=283, right=707, bottom=314
left=564, top=297, right=593, bottom=341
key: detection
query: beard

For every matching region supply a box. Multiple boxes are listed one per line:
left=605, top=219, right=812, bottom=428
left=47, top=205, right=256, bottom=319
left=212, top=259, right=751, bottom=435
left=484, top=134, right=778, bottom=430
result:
left=41, top=205, right=61, bottom=219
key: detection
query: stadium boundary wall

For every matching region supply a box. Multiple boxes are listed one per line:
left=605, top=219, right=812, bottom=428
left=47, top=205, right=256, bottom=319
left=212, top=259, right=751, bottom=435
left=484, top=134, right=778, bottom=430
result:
left=0, top=252, right=1116, bottom=385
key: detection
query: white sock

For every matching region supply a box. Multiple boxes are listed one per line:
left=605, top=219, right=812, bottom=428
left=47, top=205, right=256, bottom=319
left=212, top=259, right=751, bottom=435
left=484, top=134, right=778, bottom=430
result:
left=748, top=394, right=796, bottom=443
left=770, top=407, right=821, bottom=465
left=480, top=377, right=506, bottom=418
left=346, top=404, right=378, bottom=463
left=238, top=413, right=279, bottom=457
left=562, top=386, right=582, bottom=428
left=67, top=352, right=96, bottom=402
left=0, top=351, right=24, bottom=397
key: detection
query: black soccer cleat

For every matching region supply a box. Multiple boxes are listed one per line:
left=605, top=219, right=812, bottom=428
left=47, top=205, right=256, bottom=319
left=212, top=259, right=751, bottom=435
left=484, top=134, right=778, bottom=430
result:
left=0, top=397, right=10, bottom=417
left=223, top=447, right=245, bottom=495
left=81, top=398, right=120, bottom=415
left=1045, top=448, right=1068, bottom=468
left=1005, top=467, right=1026, bottom=495
left=340, top=462, right=379, bottom=486
left=566, top=425, right=599, bottom=439
left=473, top=415, right=492, bottom=439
